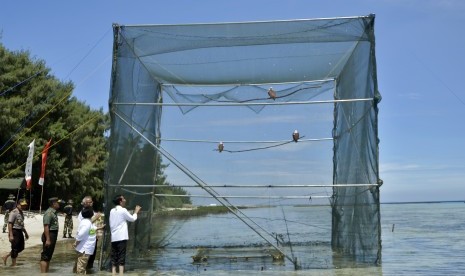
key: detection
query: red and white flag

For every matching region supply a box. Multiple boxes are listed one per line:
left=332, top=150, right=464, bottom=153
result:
left=25, top=139, right=35, bottom=190
left=38, top=139, right=52, bottom=186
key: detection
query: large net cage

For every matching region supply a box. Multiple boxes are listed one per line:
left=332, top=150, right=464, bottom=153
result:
left=101, top=14, right=381, bottom=272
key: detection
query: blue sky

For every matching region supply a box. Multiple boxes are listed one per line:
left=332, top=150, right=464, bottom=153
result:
left=1, top=0, right=464, bottom=203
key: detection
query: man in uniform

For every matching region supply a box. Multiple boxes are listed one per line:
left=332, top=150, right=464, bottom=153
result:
left=40, top=197, right=62, bottom=273
left=63, top=199, right=74, bottom=238
left=2, top=199, right=29, bottom=266
left=2, top=194, right=16, bottom=233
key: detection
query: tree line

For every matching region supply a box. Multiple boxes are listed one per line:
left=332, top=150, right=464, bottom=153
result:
left=0, top=43, right=190, bottom=210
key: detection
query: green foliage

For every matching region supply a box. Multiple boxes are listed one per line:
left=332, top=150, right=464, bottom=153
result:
left=0, top=43, right=108, bottom=210
left=0, top=43, right=190, bottom=211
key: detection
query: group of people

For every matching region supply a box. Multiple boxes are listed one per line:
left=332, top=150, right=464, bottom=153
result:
left=1, top=193, right=141, bottom=275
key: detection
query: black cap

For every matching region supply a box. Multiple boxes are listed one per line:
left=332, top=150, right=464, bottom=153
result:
left=48, top=197, right=59, bottom=203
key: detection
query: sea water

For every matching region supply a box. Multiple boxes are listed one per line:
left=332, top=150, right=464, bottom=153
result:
left=3, top=202, right=465, bottom=275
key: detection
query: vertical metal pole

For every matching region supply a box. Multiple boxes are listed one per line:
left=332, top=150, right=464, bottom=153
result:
left=39, top=185, right=44, bottom=214
left=148, top=192, right=154, bottom=245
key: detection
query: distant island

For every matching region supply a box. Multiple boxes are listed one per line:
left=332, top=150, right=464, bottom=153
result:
left=381, top=200, right=464, bottom=204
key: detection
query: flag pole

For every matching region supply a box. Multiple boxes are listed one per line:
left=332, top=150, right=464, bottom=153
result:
left=29, top=189, right=32, bottom=212
left=38, top=138, right=52, bottom=215
left=40, top=185, right=44, bottom=214
left=16, top=187, right=20, bottom=205
left=25, top=139, right=35, bottom=212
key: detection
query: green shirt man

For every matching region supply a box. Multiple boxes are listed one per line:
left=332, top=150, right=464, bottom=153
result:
left=40, top=197, right=62, bottom=273
left=43, top=206, right=59, bottom=231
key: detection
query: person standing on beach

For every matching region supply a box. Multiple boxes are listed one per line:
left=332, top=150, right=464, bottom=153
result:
left=2, top=194, right=16, bottom=233
left=63, top=200, right=74, bottom=238
left=40, top=197, right=61, bottom=273
left=78, top=195, right=101, bottom=270
left=73, top=206, right=104, bottom=274
left=2, top=199, right=29, bottom=266
left=78, top=196, right=95, bottom=220
left=109, top=195, right=141, bottom=275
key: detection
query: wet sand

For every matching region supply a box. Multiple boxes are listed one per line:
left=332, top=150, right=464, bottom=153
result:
left=0, top=239, right=109, bottom=275
left=0, top=212, right=84, bottom=275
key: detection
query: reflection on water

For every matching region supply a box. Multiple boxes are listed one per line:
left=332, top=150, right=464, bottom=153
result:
left=3, top=203, right=465, bottom=275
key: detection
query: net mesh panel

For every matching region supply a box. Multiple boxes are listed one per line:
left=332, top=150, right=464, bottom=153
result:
left=103, top=14, right=381, bottom=270
left=331, top=25, right=381, bottom=263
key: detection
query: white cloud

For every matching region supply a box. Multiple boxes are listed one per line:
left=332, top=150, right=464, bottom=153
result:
left=209, top=114, right=303, bottom=127
left=373, top=0, right=465, bottom=12
left=380, top=162, right=421, bottom=173
left=429, top=0, right=465, bottom=11
left=381, top=162, right=465, bottom=174
left=202, top=112, right=333, bottom=127
left=401, top=92, right=421, bottom=100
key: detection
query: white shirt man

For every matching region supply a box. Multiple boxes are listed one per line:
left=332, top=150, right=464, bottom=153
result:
left=109, top=205, right=137, bottom=242
left=75, top=217, right=97, bottom=254
left=109, top=195, right=141, bottom=275
left=77, top=196, right=101, bottom=270
left=73, top=207, right=100, bottom=274
left=78, top=196, right=101, bottom=222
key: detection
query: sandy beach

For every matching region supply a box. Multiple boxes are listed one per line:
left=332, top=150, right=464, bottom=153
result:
left=0, top=211, right=79, bottom=264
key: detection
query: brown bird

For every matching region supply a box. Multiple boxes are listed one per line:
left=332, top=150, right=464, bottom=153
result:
left=218, top=142, right=224, bottom=153
left=268, top=87, right=276, bottom=100
left=292, top=130, right=299, bottom=142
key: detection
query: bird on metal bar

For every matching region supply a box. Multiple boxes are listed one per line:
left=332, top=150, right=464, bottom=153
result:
left=267, top=87, right=276, bottom=100
left=292, top=130, right=299, bottom=142
left=218, top=142, right=224, bottom=153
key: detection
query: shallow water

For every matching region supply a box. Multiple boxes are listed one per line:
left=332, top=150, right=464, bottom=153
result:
left=2, top=202, right=465, bottom=275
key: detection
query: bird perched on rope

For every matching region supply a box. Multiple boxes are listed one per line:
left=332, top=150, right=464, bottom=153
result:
left=218, top=142, right=224, bottom=153
left=267, top=87, right=276, bottom=100
left=292, top=130, right=299, bottom=142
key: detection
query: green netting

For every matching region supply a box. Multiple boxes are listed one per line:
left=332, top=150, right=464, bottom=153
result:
left=103, top=14, right=381, bottom=270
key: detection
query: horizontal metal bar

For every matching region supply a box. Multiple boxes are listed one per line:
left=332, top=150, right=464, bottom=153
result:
left=123, top=16, right=372, bottom=28
left=111, top=98, right=373, bottom=107
left=161, top=78, right=334, bottom=87
left=107, top=184, right=378, bottom=188
left=153, top=194, right=332, bottom=199
left=158, top=137, right=333, bottom=144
